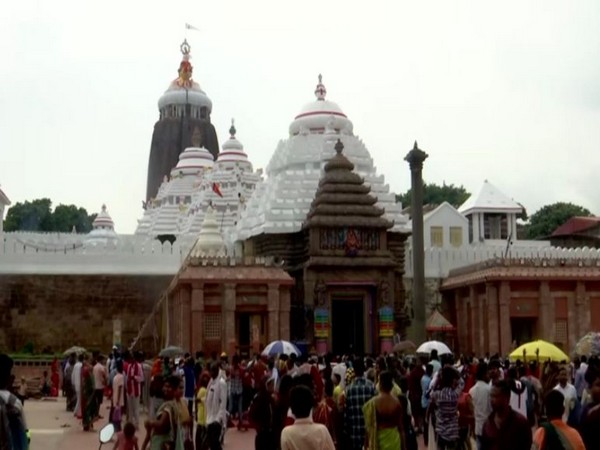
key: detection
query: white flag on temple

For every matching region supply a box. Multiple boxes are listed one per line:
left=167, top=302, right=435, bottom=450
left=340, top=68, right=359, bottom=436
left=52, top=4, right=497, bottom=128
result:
left=185, top=23, right=199, bottom=31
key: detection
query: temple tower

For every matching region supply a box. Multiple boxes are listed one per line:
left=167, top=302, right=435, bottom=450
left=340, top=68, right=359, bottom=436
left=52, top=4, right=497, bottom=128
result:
left=302, top=139, right=398, bottom=355
left=146, top=39, right=219, bottom=201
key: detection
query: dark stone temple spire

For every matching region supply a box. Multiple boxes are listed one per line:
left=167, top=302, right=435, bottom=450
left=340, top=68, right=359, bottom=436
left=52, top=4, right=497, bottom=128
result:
left=146, top=40, right=219, bottom=201
left=304, top=139, right=393, bottom=230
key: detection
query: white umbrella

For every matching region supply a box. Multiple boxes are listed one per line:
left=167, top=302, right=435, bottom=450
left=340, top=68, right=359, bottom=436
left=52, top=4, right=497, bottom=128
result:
left=416, top=340, right=452, bottom=356
left=261, top=340, right=301, bottom=357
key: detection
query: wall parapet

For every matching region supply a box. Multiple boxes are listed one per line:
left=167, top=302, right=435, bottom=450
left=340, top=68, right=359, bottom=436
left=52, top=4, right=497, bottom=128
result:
left=405, top=244, right=600, bottom=278
left=0, top=232, right=194, bottom=275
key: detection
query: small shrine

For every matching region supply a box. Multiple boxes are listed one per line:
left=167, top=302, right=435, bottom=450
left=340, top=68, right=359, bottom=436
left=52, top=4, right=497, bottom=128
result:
left=164, top=205, right=293, bottom=356
left=301, top=139, right=401, bottom=354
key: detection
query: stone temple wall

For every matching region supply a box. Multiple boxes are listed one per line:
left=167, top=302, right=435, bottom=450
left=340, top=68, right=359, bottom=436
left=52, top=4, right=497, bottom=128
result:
left=0, top=274, right=172, bottom=354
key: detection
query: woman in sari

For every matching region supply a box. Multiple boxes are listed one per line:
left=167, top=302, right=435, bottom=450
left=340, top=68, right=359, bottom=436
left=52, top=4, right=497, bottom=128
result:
left=142, top=375, right=184, bottom=450
left=81, top=355, right=98, bottom=431
left=363, top=371, right=404, bottom=450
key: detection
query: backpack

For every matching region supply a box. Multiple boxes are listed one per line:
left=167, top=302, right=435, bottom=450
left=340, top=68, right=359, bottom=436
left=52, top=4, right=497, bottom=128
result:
left=0, top=393, right=28, bottom=450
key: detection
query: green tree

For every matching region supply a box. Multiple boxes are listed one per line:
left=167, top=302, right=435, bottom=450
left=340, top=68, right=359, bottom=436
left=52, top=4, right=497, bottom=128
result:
left=526, top=202, right=593, bottom=239
left=52, top=204, right=96, bottom=233
left=3, top=198, right=53, bottom=232
left=4, top=199, right=96, bottom=232
left=396, top=182, right=471, bottom=208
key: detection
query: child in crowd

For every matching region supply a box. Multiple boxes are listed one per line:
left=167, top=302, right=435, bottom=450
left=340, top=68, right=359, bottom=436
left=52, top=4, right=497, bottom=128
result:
left=113, top=422, right=139, bottom=450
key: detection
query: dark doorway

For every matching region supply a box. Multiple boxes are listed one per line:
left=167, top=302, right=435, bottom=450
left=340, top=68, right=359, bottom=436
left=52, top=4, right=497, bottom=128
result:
left=332, top=299, right=364, bottom=355
left=238, top=313, right=251, bottom=358
left=511, top=318, right=535, bottom=346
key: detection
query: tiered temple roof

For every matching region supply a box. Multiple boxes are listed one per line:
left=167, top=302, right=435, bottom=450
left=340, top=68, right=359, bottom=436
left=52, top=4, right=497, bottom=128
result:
left=184, top=121, right=262, bottom=237
left=235, top=76, right=408, bottom=240
left=304, top=139, right=392, bottom=230
left=136, top=123, right=261, bottom=240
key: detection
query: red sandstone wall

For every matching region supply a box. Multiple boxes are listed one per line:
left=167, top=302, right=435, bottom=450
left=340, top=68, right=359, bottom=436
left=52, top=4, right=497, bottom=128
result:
left=0, top=274, right=172, bottom=354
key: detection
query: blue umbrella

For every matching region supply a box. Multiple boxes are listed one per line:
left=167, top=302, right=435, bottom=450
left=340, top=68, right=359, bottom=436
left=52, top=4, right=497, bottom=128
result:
left=261, top=340, right=301, bottom=357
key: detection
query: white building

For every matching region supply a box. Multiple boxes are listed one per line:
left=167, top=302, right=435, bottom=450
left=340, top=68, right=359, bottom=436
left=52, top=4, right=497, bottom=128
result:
left=458, top=179, right=523, bottom=244
left=419, top=201, right=469, bottom=249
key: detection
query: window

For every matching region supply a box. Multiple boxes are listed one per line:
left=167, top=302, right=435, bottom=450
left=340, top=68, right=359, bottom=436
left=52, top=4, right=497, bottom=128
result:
left=554, top=319, right=568, bottom=348
left=430, top=226, right=443, bottom=248
left=204, top=313, right=222, bottom=339
left=450, top=227, right=463, bottom=248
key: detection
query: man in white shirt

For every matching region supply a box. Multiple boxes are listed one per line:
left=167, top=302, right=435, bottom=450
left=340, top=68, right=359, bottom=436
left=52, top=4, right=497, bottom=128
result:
left=205, top=362, right=228, bottom=450
left=281, top=385, right=335, bottom=450
left=92, top=355, right=108, bottom=419
left=469, top=362, right=492, bottom=450
left=71, top=354, right=83, bottom=418
left=554, top=366, right=577, bottom=423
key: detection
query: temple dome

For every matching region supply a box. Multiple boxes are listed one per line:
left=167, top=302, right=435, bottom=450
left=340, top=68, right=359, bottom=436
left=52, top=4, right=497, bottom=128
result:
left=86, top=204, right=119, bottom=246
left=171, top=146, right=214, bottom=176
left=289, top=75, right=353, bottom=135
left=190, top=204, right=226, bottom=258
left=157, top=40, right=213, bottom=112
left=217, top=120, right=249, bottom=164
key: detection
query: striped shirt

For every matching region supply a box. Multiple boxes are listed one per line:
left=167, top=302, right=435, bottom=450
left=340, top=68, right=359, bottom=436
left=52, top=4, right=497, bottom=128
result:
left=126, top=362, right=143, bottom=397
left=431, top=386, right=460, bottom=441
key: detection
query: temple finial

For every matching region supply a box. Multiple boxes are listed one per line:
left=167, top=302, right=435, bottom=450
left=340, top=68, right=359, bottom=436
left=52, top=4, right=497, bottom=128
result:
left=180, top=39, right=191, bottom=57
left=315, top=74, right=327, bottom=100
left=413, top=141, right=419, bottom=150
left=229, top=118, right=236, bottom=138
left=334, top=139, right=344, bottom=155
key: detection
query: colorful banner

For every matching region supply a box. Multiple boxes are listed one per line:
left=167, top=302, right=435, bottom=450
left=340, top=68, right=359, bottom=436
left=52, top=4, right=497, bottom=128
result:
left=314, top=308, right=330, bottom=338
left=379, top=306, right=394, bottom=337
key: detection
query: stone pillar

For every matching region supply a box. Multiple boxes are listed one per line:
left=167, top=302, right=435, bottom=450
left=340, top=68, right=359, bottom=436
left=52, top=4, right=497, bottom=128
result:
left=576, top=281, right=590, bottom=336
left=180, top=285, right=192, bottom=351
left=486, top=283, right=499, bottom=354
left=279, top=288, right=291, bottom=341
left=268, top=284, right=280, bottom=343
left=539, top=281, right=554, bottom=343
left=469, top=286, right=480, bottom=355
left=480, top=213, right=485, bottom=240
left=472, top=214, right=480, bottom=243
left=223, top=283, right=236, bottom=353
left=455, top=290, right=468, bottom=353
left=567, top=292, right=578, bottom=352
left=405, top=142, right=429, bottom=343
left=191, top=284, right=205, bottom=353
left=498, top=281, right=512, bottom=356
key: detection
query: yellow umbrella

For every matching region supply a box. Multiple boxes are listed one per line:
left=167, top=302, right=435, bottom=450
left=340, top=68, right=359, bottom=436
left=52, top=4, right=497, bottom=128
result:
left=509, top=339, right=569, bottom=363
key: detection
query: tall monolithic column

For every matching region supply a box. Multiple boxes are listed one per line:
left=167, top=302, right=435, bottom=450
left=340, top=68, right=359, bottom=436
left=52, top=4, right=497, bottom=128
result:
left=405, top=142, right=429, bottom=344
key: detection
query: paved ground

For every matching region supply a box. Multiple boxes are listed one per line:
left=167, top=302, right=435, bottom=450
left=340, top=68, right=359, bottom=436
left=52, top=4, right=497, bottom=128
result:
left=27, top=396, right=427, bottom=449
left=26, top=397, right=253, bottom=450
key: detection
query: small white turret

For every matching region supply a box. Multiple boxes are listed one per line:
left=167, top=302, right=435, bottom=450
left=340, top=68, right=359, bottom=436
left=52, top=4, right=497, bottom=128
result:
left=86, top=204, right=119, bottom=246
left=190, top=203, right=226, bottom=258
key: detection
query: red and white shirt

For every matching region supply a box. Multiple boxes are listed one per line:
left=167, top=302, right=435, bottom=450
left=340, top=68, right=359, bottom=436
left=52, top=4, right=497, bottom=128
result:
left=126, top=362, right=144, bottom=397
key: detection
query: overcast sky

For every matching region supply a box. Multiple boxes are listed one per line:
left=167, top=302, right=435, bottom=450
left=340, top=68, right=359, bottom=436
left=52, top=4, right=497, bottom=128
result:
left=1, top=1, right=599, bottom=233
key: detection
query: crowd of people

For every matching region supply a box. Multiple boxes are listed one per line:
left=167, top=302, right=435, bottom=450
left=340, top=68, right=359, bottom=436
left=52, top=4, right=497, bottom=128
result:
left=3, top=346, right=600, bottom=450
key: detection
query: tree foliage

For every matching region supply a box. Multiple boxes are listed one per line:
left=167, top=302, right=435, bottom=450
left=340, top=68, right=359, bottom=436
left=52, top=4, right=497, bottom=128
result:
left=3, top=198, right=96, bottom=233
left=525, top=202, right=593, bottom=239
left=396, top=182, right=471, bottom=209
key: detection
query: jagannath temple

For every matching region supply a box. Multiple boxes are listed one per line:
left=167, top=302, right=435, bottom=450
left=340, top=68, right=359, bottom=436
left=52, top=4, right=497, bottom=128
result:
left=3, top=38, right=600, bottom=357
